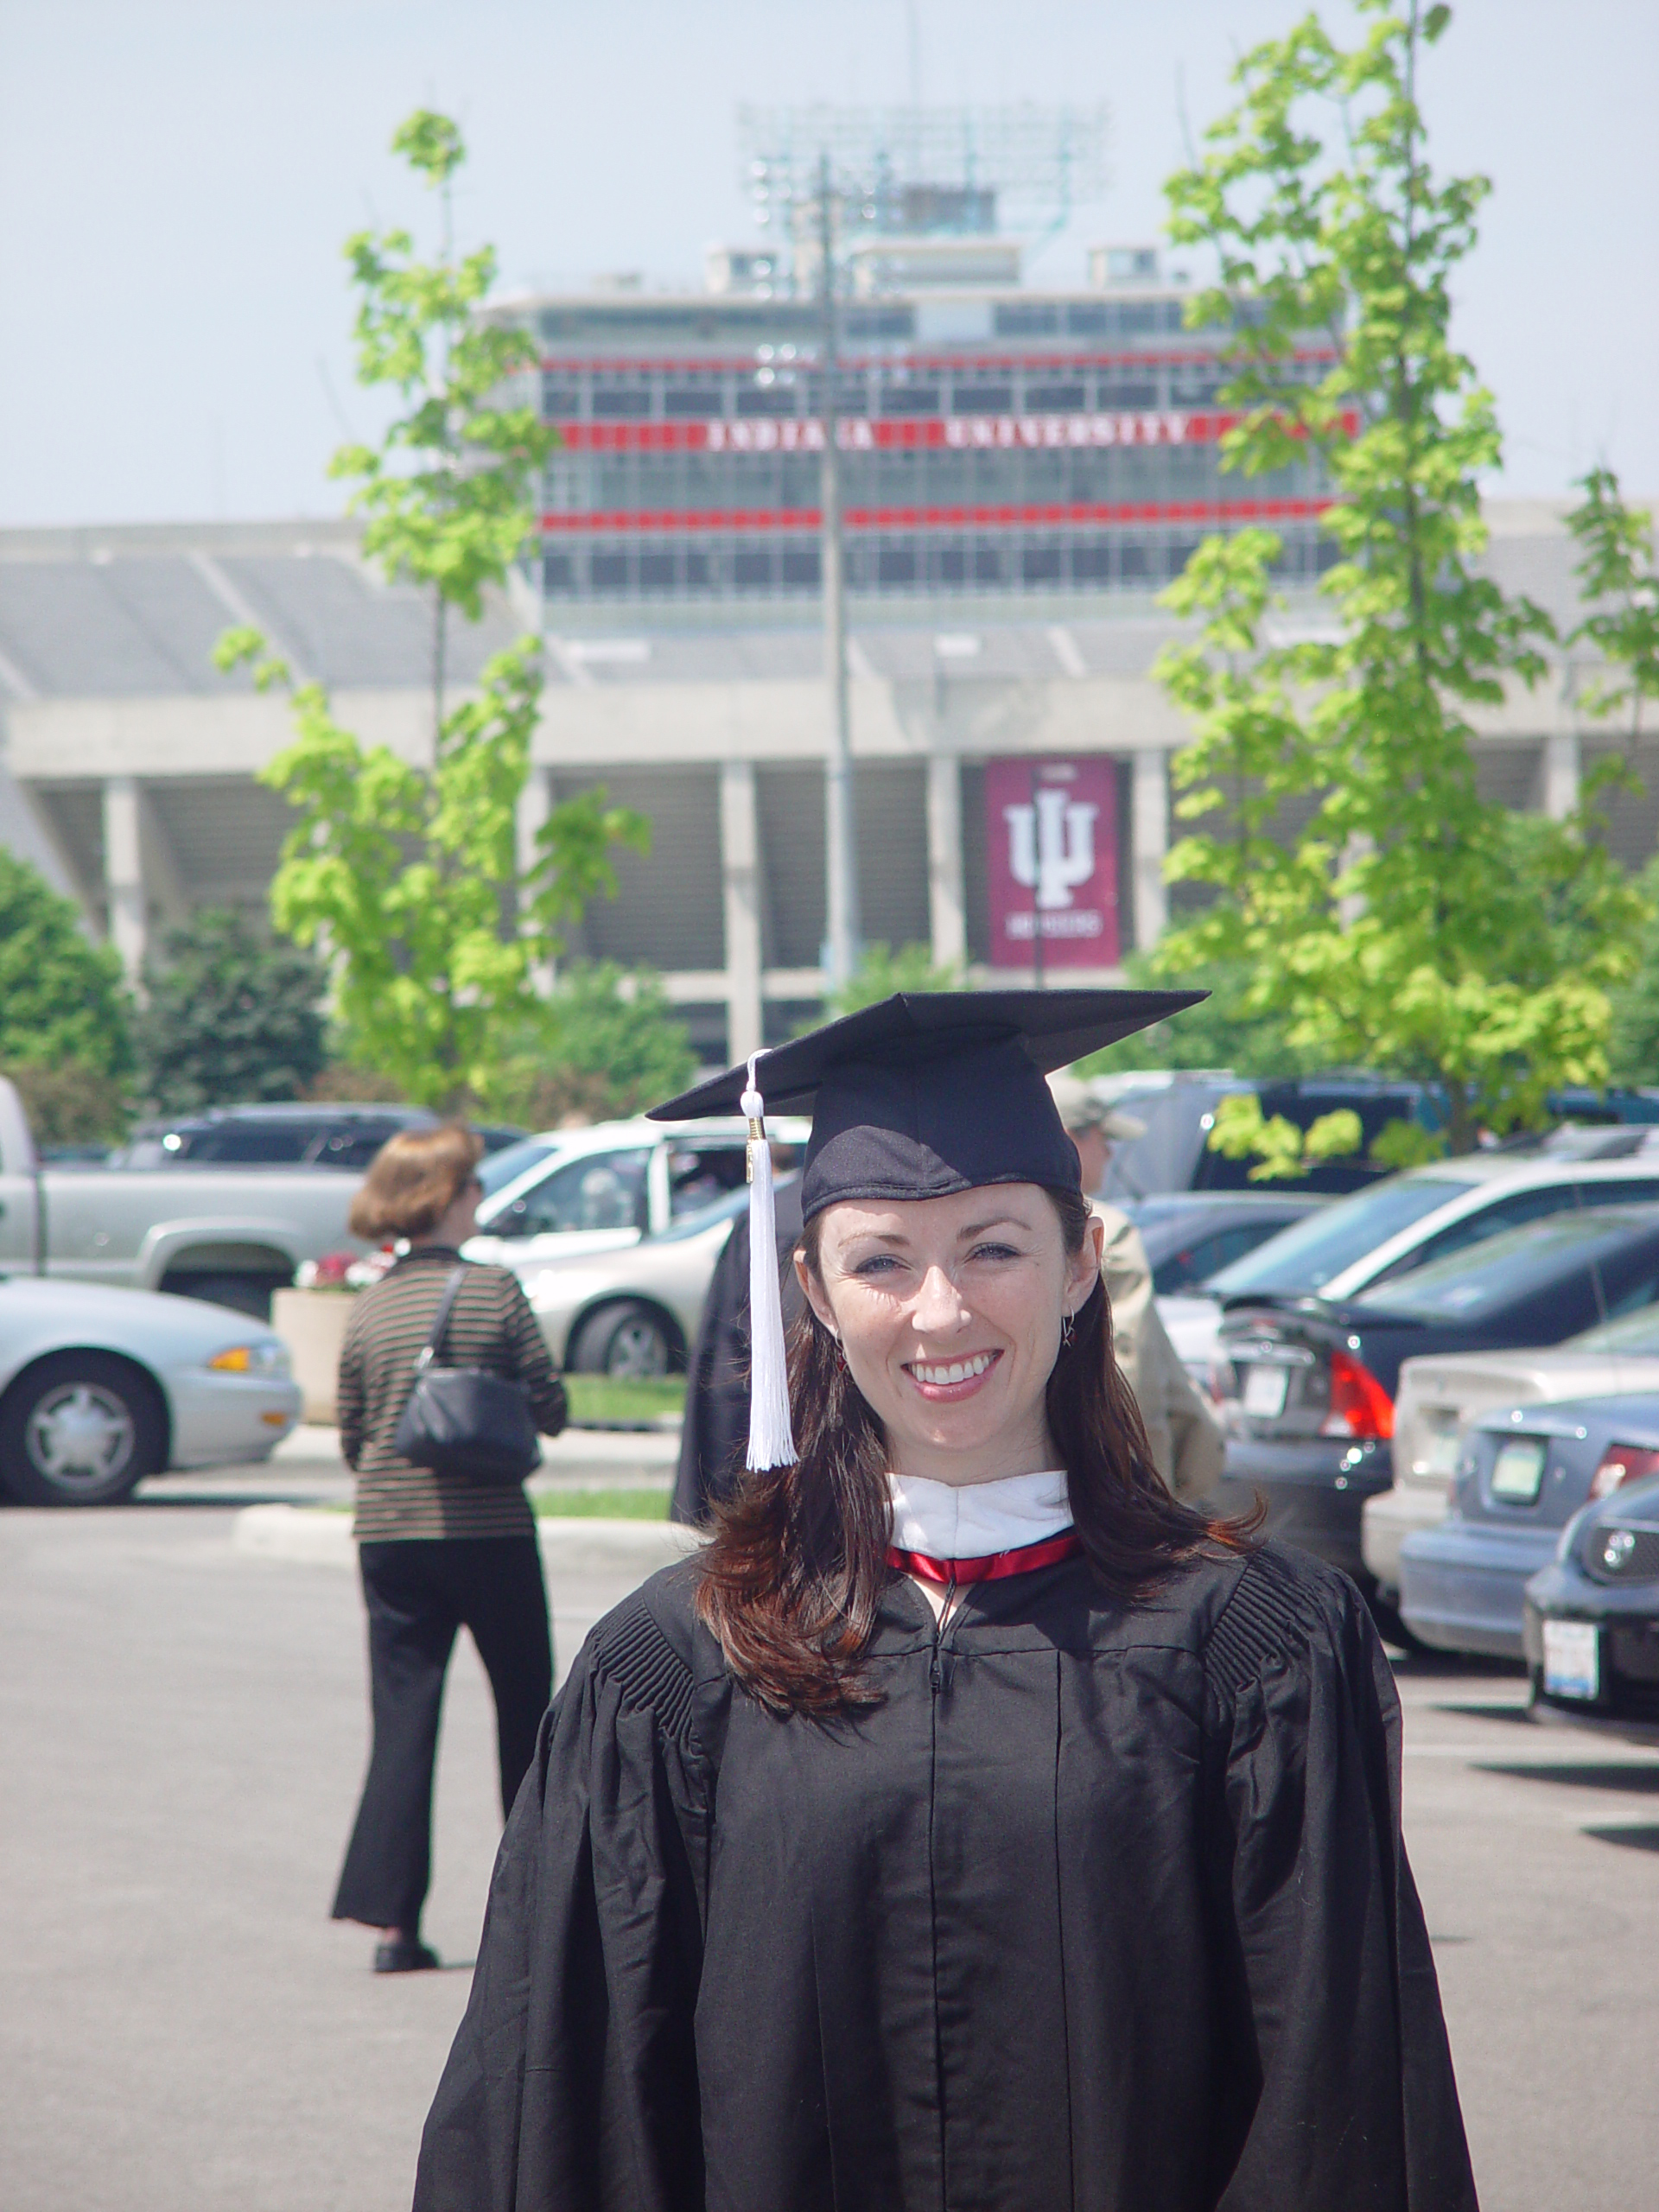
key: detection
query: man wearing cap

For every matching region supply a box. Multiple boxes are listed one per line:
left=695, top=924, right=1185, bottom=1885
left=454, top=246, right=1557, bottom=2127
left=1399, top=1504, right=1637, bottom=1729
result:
left=1048, top=1072, right=1224, bottom=1506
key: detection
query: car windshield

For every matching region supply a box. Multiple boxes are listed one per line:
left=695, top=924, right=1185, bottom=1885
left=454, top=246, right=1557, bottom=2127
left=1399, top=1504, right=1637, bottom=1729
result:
left=1205, top=1175, right=1476, bottom=1296
left=1563, top=1305, right=1659, bottom=1357
left=1351, top=1210, right=1653, bottom=1321
left=477, top=1137, right=563, bottom=1198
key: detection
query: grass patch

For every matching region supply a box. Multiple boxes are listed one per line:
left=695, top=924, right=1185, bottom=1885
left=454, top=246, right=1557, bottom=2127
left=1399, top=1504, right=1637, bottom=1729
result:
left=563, top=1375, right=685, bottom=1428
left=532, top=1486, right=672, bottom=1520
left=321, top=1486, right=673, bottom=1521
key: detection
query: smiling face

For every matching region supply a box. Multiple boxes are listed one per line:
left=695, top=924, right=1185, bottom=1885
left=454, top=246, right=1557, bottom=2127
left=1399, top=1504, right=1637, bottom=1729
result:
left=798, top=1183, right=1103, bottom=1490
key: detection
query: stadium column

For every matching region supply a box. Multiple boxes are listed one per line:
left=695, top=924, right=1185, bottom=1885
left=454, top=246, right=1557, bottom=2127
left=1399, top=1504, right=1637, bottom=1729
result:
left=926, top=753, right=966, bottom=970
left=719, top=760, right=764, bottom=1065
left=101, top=775, right=148, bottom=990
left=1131, top=747, right=1169, bottom=955
left=1541, top=729, right=1581, bottom=820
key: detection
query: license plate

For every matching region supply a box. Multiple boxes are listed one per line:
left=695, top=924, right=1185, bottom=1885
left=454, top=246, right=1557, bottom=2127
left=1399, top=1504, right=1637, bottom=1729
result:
left=1425, top=1424, right=1463, bottom=1477
left=1542, top=1619, right=1599, bottom=1701
left=1243, top=1364, right=1289, bottom=1419
left=1490, top=1436, right=1547, bottom=1505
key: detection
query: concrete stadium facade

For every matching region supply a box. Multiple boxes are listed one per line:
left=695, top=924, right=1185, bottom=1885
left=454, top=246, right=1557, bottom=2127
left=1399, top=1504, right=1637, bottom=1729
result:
left=0, top=502, right=1649, bottom=1068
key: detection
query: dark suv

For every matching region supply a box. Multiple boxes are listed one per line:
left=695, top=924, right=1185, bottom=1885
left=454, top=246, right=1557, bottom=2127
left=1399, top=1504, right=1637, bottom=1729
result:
left=111, top=1104, right=439, bottom=1172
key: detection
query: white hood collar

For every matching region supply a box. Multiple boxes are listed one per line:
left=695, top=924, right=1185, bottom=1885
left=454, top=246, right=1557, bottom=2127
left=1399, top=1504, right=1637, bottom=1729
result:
left=887, top=1468, right=1072, bottom=1560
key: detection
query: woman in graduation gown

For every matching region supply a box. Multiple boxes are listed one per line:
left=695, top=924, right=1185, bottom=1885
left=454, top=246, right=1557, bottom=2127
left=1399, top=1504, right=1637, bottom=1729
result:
left=415, top=990, right=1478, bottom=2212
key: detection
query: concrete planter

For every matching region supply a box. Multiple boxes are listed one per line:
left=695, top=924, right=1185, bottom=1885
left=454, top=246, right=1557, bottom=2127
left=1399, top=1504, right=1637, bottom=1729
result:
left=271, top=1288, right=354, bottom=1425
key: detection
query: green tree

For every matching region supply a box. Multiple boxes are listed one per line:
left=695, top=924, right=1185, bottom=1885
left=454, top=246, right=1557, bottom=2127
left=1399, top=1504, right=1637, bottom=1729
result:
left=136, top=909, right=327, bottom=1112
left=218, top=111, right=647, bottom=1110
left=1152, top=0, right=1649, bottom=1159
left=0, top=851, right=131, bottom=1140
left=1560, top=469, right=1659, bottom=1084
left=827, top=941, right=963, bottom=1019
left=1609, top=860, right=1659, bottom=1083
left=1073, top=951, right=1314, bottom=1078
left=1567, top=466, right=1659, bottom=747
left=492, top=963, right=696, bottom=1127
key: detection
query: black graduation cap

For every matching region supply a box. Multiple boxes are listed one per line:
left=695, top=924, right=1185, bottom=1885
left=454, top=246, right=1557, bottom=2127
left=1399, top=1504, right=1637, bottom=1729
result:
left=652, top=987, right=1202, bottom=1217
left=650, top=988, right=1204, bottom=1471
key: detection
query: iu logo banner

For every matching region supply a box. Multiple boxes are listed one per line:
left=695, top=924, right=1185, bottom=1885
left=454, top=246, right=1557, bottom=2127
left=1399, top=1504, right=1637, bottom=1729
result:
left=985, top=757, right=1119, bottom=969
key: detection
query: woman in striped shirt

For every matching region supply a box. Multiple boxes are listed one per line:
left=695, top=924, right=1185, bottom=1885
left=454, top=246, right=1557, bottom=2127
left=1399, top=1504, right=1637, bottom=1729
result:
left=331, top=1124, right=567, bottom=1974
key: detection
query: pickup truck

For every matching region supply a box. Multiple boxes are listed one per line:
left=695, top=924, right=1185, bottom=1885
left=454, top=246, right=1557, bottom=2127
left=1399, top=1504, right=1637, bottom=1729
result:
left=0, top=1077, right=371, bottom=1318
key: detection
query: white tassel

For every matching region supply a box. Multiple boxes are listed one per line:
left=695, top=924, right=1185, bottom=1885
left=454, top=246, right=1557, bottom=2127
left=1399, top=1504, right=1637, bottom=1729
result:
left=741, top=1054, right=798, bottom=1471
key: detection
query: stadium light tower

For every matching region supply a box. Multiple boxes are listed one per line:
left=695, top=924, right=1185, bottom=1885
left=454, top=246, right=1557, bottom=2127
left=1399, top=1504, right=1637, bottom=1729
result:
left=736, top=104, right=1110, bottom=997
left=813, top=150, right=859, bottom=997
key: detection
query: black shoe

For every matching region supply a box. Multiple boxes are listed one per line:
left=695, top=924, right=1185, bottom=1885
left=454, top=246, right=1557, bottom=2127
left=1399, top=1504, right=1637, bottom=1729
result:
left=373, top=1937, right=439, bottom=1974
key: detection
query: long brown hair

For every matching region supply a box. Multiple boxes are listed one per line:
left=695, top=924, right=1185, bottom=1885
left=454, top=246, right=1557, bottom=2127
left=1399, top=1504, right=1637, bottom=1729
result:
left=697, top=1185, right=1258, bottom=1717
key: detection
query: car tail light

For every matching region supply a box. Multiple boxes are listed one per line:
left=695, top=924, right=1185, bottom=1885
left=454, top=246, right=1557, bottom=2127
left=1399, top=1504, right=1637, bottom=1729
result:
left=1319, top=1349, right=1395, bottom=1440
left=1588, top=1445, right=1659, bottom=1501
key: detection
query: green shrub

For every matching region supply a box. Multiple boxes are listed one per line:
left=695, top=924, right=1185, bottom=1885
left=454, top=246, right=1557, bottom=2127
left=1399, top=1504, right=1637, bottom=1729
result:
left=137, top=909, right=327, bottom=1111
left=493, top=963, right=696, bottom=1127
left=1, top=1058, right=130, bottom=1147
left=0, top=850, right=132, bottom=1081
left=827, top=941, right=962, bottom=1019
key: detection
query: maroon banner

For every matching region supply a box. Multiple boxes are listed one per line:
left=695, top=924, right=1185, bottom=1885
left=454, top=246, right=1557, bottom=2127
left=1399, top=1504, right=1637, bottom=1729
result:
left=984, top=757, right=1119, bottom=969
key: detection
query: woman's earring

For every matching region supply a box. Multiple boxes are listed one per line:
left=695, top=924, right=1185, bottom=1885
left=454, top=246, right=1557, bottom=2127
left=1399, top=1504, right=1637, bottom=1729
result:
left=1060, top=1307, right=1076, bottom=1351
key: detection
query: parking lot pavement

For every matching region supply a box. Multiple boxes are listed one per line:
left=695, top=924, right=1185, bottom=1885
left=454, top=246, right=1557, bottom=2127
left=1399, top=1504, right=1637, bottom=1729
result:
left=3, top=1497, right=1656, bottom=2212
left=1388, top=1656, right=1659, bottom=2212
left=0, top=1495, right=654, bottom=2212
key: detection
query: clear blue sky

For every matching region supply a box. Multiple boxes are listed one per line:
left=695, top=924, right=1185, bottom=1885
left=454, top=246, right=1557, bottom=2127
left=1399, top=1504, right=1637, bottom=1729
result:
left=2, top=0, right=1654, bottom=525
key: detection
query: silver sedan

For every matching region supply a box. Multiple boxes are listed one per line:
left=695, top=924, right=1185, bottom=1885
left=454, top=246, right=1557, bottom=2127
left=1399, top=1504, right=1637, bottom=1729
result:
left=522, top=1189, right=750, bottom=1376
left=0, top=1275, right=302, bottom=1506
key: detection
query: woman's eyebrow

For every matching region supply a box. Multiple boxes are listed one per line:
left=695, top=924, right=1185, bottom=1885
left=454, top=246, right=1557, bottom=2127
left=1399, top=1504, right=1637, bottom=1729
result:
left=957, top=1214, right=1028, bottom=1239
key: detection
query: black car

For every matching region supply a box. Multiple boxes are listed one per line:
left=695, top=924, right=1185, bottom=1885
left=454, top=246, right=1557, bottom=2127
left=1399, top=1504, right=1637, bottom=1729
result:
left=109, top=1105, right=524, bottom=1173
left=1120, top=1192, right=1327, bottom=1297
left=1213, top=1205, right=1659, bottom=1589
left=1525, top=1455, right=1659, bottom=1737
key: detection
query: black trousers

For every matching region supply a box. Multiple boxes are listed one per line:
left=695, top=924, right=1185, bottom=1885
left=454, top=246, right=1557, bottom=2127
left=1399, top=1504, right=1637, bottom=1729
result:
left=332, top=1535, right=552, bottom=1934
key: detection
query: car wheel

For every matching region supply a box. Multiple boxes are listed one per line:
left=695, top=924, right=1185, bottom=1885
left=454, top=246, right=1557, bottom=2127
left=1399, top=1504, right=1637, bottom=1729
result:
left=569, top=1302, right=673, bottom=1379
left=0, top=1353, right=167, bottom=1507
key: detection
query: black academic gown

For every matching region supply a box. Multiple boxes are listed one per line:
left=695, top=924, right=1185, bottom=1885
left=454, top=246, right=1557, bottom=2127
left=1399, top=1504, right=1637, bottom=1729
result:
left=414, top=1540, right=1477, bottom=2212
left=671, top=1176, right=804, bottom=1526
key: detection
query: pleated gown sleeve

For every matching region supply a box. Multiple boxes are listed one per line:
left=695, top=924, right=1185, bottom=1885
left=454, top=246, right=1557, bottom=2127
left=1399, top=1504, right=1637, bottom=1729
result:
left=413, top=1577, right=713, bottom=2212
left=1201, top=1548, right=1478, bottom=2212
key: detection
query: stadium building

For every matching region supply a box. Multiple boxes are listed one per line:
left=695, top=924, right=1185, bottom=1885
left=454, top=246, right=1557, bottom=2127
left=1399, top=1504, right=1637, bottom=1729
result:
left=0, top=226, right=1646, bottom=1067
left=516, top=244, right=1338, bottom=612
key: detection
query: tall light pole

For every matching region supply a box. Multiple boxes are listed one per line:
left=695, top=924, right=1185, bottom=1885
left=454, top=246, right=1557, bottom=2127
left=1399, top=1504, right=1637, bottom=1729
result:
left=737, top=105, right=1110, bottom=995
left=817, top=152, right=860, bottom=995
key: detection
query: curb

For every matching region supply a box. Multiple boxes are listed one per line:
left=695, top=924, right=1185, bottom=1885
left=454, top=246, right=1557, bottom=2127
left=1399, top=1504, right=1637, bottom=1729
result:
left=232, top=1503, right=701, bottom=1580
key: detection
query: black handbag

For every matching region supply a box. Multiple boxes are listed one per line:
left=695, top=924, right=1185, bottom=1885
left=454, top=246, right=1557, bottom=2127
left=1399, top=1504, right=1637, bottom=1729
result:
left=393, top=1267, right=542, bottom=1485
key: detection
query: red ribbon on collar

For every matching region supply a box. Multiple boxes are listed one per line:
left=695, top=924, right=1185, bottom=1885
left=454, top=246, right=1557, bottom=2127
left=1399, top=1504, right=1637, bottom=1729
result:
left=885, top=1529, right=1084, bottom=1587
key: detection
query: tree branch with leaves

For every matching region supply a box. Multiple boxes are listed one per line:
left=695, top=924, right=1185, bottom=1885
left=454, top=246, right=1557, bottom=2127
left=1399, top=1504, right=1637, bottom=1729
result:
left=216, top=111, right=650, bottom=1110
left=1152, top=0, right=1648, bottom=1158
